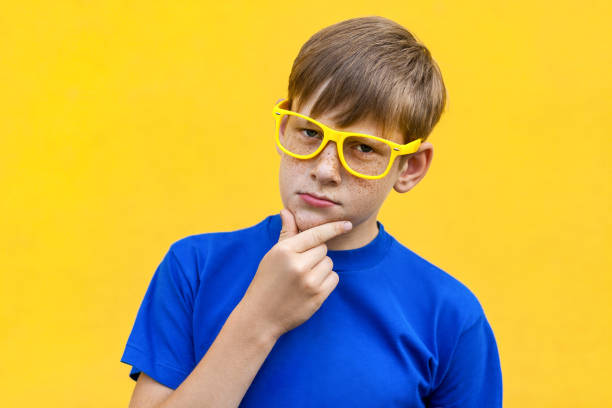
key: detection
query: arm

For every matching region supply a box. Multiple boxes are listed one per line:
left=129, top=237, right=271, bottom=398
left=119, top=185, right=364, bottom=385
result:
left=125, top=210, right=350, bottom=407
left=129, top=303, right=280, bottom=408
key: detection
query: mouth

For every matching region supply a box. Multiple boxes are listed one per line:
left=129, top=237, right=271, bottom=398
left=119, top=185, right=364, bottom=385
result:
left=298, top=192, right=339, bottom=208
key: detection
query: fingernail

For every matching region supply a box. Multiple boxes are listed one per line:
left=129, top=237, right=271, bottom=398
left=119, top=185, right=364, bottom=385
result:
left=343, top=221, right=352, bottom=231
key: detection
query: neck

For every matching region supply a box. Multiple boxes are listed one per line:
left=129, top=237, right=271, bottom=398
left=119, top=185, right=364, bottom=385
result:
left=325, top=215, right=379, bottom=250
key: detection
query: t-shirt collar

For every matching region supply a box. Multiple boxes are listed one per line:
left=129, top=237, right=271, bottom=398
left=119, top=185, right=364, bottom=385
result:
left=266, top=213, right=391, bottom=272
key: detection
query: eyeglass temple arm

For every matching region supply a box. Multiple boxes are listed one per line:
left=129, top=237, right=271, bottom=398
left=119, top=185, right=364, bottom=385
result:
left=396, top=138, right=422, bottom=155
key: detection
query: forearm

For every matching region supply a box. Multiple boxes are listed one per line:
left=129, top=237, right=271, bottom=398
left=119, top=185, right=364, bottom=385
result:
left=158, top=303, right=280, bottom=408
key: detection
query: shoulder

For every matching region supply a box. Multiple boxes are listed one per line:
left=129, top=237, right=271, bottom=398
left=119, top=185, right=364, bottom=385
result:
left=386, top=235, right=486, bottom=329
left=169, top=214, right=275, bottom=257
left=159, top=215, right=277, bottom=284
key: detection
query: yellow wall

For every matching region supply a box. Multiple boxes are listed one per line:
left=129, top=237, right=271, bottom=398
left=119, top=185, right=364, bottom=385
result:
left=1, top=1, right=610, bottom=406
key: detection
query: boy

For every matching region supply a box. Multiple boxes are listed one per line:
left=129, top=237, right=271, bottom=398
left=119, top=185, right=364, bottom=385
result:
left=121, top=16, right=503, bottom=407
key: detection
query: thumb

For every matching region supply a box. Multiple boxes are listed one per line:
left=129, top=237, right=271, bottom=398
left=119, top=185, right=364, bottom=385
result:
left=278, top=209, right=298, bottom=242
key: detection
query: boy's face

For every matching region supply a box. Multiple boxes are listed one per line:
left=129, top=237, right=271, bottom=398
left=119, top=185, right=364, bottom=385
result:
left=277, top=91, right=433, bottom=243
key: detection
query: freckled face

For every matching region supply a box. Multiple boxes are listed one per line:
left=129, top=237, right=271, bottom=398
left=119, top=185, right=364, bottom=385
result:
left=278, top=97, right=406, bottom=233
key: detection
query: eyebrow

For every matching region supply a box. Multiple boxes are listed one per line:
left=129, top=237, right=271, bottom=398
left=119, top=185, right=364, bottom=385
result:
left=294, top=112, right=382, bottom=138
left=293, top=116, right=318, bottom=126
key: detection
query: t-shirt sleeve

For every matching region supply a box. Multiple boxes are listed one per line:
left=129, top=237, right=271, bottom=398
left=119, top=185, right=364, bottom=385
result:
left=120, top=244, right=197, bottom=390
left=427, top=314, right=503, bottom=407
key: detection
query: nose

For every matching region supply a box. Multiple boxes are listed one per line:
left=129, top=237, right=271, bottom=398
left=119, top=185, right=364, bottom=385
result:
left=310, top=141, right=342, bottom=185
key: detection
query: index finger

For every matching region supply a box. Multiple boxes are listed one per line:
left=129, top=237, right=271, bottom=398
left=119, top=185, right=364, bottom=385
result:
left=288, top=221, right=352, bottom=252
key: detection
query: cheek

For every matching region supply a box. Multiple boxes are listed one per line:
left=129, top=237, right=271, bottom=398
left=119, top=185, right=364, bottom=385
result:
left=279, top=157, right=296, bottom=180
left=341, top=177, right=393, bottom=215
left=279, top=155, right=304, bottom=173
left=278, top=157, right=304, bottom=197
left=351, top=178, right=390, bottom=201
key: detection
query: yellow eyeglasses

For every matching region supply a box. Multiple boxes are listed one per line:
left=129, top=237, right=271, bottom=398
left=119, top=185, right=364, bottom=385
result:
left=273, top=98, right=422, bottom=180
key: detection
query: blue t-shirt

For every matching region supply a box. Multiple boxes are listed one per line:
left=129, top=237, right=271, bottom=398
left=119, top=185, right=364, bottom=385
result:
left=121, top=214, right=503, bottom=407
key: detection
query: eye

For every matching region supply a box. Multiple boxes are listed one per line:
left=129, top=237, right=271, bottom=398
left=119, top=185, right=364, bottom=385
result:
left=357, top=144, right=374, bottom=153
left=302, top=128, right=321, bottom=138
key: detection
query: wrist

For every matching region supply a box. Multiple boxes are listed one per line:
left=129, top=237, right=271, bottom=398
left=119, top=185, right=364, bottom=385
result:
left=230, top=302, right=282, bottom=347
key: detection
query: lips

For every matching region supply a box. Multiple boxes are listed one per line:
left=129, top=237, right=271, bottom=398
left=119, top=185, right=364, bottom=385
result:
left=299, top=192, right=338, bottom=204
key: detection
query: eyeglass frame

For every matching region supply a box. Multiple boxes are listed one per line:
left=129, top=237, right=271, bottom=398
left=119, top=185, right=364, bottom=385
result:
left=273, top=98, right=422, bottom=180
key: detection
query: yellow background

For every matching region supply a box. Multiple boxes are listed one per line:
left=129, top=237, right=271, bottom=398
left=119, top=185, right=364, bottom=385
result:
left=1, top=1, right=610, bottom=406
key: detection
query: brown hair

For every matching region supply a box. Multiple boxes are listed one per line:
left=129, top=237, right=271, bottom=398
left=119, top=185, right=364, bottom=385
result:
left=287, top=16, right=446, bottom=144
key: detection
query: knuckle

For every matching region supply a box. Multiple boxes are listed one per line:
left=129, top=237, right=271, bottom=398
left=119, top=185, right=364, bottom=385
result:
left=319, top=243, right=328, bottom=255
left=330, top=273, right=340, bottom=288
left=275, top=241, right=290, bottom=253
left=289, top=259, right=306, bottom=274
left=326, top=271, right=339, bottom=289
left=301, top=276, right=319, bottom=294
left=318, top=256, right=332, bottom=271
left=275, top=243, right=293, bottom=260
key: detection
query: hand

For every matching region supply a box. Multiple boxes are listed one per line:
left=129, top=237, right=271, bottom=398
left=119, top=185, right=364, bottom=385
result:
left=238, top=209, right=352, bottom=338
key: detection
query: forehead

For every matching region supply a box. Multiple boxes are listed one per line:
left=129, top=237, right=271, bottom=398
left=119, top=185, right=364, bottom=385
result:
left=292, top=93, right=404, bottom=144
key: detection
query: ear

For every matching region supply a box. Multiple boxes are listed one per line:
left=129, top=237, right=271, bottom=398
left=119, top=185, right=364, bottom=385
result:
left=393, top=142, right=434, bottom=193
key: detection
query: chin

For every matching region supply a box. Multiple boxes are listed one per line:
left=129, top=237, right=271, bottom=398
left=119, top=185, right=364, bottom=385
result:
left=292, top=207, right=343, bottom=232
